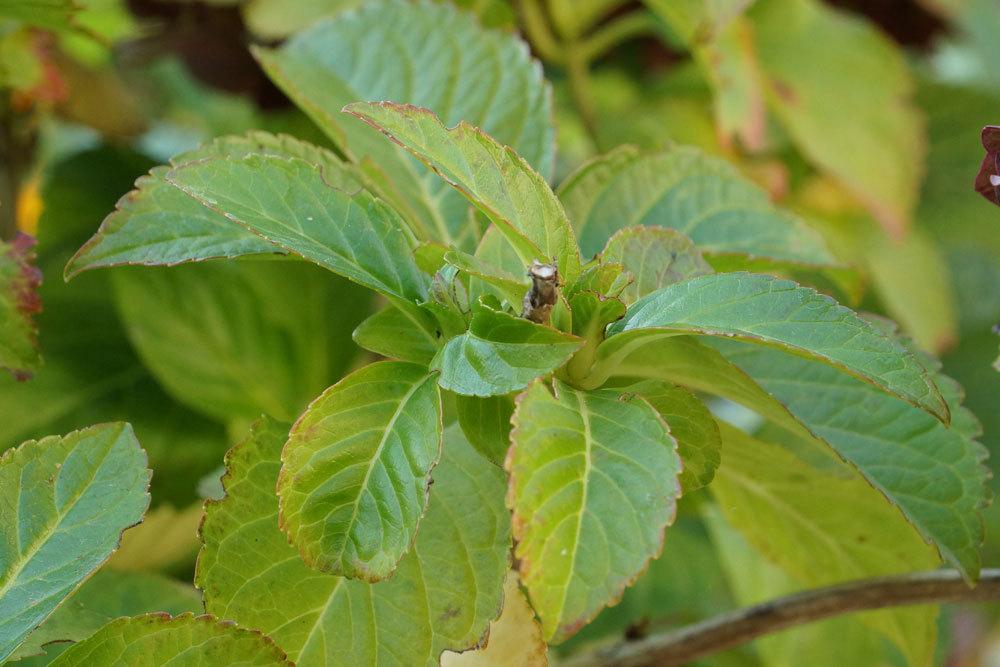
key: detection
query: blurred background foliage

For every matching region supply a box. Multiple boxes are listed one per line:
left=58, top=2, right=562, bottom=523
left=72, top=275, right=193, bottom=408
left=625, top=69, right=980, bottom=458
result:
left=0, top=0, right=997, bottom=665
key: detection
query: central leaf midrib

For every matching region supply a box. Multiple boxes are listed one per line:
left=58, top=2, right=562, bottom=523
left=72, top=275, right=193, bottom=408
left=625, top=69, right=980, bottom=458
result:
left=333, top=373, right=432, bottom=565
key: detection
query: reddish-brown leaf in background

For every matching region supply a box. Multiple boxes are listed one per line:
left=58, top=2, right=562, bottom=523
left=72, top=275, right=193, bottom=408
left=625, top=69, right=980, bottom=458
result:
left=975, top=125, right=1000, bottom=207
left=0, top=232, right=43, bottom=380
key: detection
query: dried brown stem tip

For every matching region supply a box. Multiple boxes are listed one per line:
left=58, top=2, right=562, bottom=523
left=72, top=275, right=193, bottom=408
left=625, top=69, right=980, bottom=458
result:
left=522, top=260, right=559, bottom=325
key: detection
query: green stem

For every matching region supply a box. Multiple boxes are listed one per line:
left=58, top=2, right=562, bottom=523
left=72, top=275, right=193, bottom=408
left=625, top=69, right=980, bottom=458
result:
left=516, top=0, right=565, bottom=64
left=580, top=11, right=662, bottom=62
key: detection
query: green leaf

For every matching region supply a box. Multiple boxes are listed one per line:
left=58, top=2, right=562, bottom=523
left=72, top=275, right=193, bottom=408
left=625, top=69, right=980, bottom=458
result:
left=590, top=334, right=836, bottom=458
left=717, top=341, right=989, bottom=580
left=197, top=418, right=510, bottom=666
left=254, top=0, right=553, bottom=249
left=703, top=504, right=902, bottom=667
left=0, top=233, right=42, bottom=381
left=165, top=153, right=428, bottom=303
left=748, top=0, right=922, bottom=236
left=444, top=249, right=528, bottom=308
left=454, top=394, right=515, bottom=466
left=346, top=102, right=582, bottom=282
left=432, top=301, right=582, bottom=397
left=627, top=380, right=722, bottom=492
left=0, top=0, right=77, bottom=30
left=278, top=362, right=442, bottom=580
left=11, top=570, right=201, bottom=662
left=508, top=380, right=682, bottom=643
left=352, top=303, right=439, bottom=365
left=64, top=132, right=357, bottom=280
left=600, top=226, right=712, bottom=303
left=605, top=272, right=949, bottom=421
left=559, top=144, right=833, bottom=264
left=113, top=260, right=370, bottom=423
left=48, top=613, right=291, bottom=666
left=0, top=423, right=150, bottom=662
left=710, top=423, right=939, bottom=667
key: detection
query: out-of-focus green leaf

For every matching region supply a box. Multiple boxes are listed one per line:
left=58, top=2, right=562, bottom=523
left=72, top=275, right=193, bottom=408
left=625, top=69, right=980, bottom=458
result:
left=716, top=341, right=989, bottom=581
left=11, top=570, right=200, bottom=662
left=644, top=0, right=749, bottom=44
left=347, top=102, right=582, bottom=282
left=113, top=260, right=369, bottom=423
left=645, top=2, right=764, bottom=149
left=704, top=505, right=891, bottom=667
left=255, top=0, right=552, bottom=250
left=454, top=393, right=515, bottom=466
left=559, top=145, right=834, bottom=267
left=0, top=0, right=77, bottom=30
left=106, top=503, right=202, bottom=573
left=0, top=233, right=42, bottom=380
left=64, top=133, right=357, bottom=280
left=711, top=423, right=939, bottom=666
left=600, top=226, right=712, bottom=304
left=604, top=273, right=948, bottom=421
left=197, top=418, right=509, bottom=666
left=5, top=147, right=229, bottom=507
left=0, top=423, right=150, bottom=663
left=629, top=380, right=722, bottom=492
left=432, top=300, right=582, bottom=397
left=278, top=362, right=442, bottom=580
left=748, top=0, right=923, bottom=236
left=48, top=613, right=290, bottom=666
left=241, top=0, right=361, bottom=39
left=508, top=380, right=681, bottom=643
left=352, top=303, right=439, bottom=365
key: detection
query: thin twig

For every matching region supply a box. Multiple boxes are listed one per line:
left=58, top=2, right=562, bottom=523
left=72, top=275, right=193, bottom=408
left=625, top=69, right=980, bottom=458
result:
left=563, top=569, right=1000, bottom=667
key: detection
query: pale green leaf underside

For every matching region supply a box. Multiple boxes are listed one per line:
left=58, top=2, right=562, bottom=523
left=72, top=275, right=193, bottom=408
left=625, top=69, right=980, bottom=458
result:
left=0, top=235, right=41, bottom=379
left=606, top=272, right=948, bottom=421
left=346, top=102, right=582, bottom=282
left=600, top=226, right=713, bottom=304
left=253, top=0, right=553, bottom=249
left=716, top=341, right=989, bottom=580
left=508, top=380, right=682, bottom=644
left=165, top=153, right=428, bottom=303
left=0, top=423, right=150, bottom=662
left=197, top=418, right=509, bottom=666
left=48, top=613, right=291, bottom=666
left=559, top=144, right=834, bottom=264
left=628, top=380, right=722, bottom=492
left=278, top=362, right=442, bottom=580
left=12, top=570, right=201, bottom=661
left=712, top=423, right=939, bottom=666
left=64, top=132, right=356, bottom=279
left=432, top=303, right=582, bottom=397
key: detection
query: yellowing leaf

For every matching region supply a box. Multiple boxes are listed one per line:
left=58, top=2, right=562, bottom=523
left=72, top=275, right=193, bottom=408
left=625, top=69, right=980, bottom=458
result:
left=441, top=573, right=547, bottom=667
left=749, top=0, right=923, bottom=236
